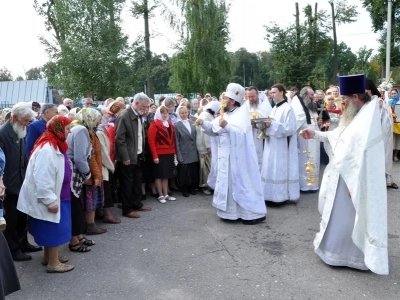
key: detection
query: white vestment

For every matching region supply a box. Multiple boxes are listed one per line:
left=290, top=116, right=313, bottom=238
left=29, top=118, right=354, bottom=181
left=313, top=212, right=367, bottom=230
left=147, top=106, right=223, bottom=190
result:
left=313, top=99, right=389, bottom=275
left=201, top=105, right=266, bottom=220
left=379, top=96, right=394, bottom=183
left=291, top=96, right=320, bottom=191
left=261, top=101, right=299, bottom=202
left=245, top=99, right=272, bottom=171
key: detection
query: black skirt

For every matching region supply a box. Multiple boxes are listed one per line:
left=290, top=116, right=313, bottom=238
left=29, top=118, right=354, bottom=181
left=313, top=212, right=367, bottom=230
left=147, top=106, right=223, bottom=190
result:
left=152, top=154, right=176, bottom=179
left=177, top=162, right=199, bottom=187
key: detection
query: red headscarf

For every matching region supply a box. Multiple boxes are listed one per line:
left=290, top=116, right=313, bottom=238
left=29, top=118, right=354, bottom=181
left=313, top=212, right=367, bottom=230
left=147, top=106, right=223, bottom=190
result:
left=31, top=115, right=72, bottom=156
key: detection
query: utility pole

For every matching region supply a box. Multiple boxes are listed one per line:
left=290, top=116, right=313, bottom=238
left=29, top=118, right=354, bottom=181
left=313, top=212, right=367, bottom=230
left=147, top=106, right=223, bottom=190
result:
left=386, top=0, right=392, bottom=79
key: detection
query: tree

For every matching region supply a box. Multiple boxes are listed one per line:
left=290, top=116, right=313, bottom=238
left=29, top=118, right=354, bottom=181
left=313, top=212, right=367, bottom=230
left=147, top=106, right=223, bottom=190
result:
left=25, top=67, right=44, bottom=80
left=15, top=76, right=25, bottom=81
left=169, top=0, right=231, bottom=95
left=328, top=0, right=358, bottom=83
left=35, top=0, right=131, bottom=98
left=0, top=67, right=13, bottom=81
left=131, top=0, right=158, bottom=99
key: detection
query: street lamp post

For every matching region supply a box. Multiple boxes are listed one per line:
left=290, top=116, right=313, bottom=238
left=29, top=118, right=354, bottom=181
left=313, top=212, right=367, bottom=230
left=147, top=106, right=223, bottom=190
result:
left=386, top=0, right=392, bottom=79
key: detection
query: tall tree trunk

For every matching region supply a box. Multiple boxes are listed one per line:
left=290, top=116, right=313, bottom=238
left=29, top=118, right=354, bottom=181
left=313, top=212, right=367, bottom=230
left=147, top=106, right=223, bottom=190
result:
left=144, top=0, right=154, bottom=99
left=331, top=1, right=339, bottom=84
left=295, top=3, right=301, bottom=55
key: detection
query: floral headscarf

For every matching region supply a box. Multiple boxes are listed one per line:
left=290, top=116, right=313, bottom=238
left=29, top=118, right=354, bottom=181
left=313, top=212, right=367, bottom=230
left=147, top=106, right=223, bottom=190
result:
left=76, top=107, right=102, bottom=130
left=31, top=115, right=72, bottom=156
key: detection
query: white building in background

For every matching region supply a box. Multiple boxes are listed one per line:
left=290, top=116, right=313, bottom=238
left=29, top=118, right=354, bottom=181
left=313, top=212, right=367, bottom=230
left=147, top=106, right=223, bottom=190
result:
left=0, top=80, right=61, bottom=109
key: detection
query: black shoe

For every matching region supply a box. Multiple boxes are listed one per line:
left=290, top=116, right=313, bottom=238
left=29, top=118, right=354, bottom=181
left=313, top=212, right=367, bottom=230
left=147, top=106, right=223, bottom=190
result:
left=242, top=216, right=266, bottom=225
left=189, top=188, right=197, bottom=195
left=389, top=183, right=399, bottom=189
left=265, top=201, right=286, bottom=207
left=182, top=191, right=190, bottom=197
left=142, top=195, right=147, bottom=200
left=12, top=251, right=32, bottom=261
left=21, top=243, right=43, bottom=253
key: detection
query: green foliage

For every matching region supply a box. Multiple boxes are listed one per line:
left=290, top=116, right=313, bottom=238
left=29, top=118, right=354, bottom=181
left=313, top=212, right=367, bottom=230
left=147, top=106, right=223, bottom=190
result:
left=169, top=0, right=231, bottom=95
left=0, top=67, right=13, bottom=81
left=35, top=0, right=131, bottom=99
left=25, top=67, right=44, bottom=80
left=362, top=1, right=400, bottom=70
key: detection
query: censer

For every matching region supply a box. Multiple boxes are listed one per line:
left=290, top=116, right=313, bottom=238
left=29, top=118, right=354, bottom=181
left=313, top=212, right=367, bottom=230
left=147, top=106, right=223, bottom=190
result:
left=299, top=130, right=317, bottom=186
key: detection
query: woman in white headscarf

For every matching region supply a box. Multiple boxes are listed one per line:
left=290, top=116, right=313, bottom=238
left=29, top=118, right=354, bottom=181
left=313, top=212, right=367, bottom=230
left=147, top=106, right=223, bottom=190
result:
left=148, top=106, right=177, bottom=203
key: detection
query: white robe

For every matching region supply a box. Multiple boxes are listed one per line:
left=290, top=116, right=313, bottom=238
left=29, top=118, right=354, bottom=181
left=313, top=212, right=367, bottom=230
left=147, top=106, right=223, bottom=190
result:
left=313, top=99, right=389, bottom=275
left=261, top=101, right=299, bottom=202
left=297, top=111, right=320, bottom=191
left=202, top=105, right=266, bottom=220
left=379, top=96, right=394, bottom=183
left=245, top=99, right=272, bottom=171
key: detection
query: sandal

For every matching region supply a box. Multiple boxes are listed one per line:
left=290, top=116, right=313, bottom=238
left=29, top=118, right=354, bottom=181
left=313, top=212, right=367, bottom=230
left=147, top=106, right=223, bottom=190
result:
left=158, top=196, right=166, bottom=203
left=42, top=255, right=69, bottom=266
left=103, top=216, right=121, bottom=224
left=68, top=243, right=91, bottom=253
left=46, top=263, right=75, bottom=273
left=79, top=237, right=96, bottom=246
left=165, top=195, right=176, bottom=201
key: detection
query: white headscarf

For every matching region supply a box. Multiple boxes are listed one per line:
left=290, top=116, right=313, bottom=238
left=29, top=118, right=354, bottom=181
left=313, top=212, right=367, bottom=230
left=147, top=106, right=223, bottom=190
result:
left=176, top=102, right=189, bottom=121
left=154, top=106, right=169, bottom=127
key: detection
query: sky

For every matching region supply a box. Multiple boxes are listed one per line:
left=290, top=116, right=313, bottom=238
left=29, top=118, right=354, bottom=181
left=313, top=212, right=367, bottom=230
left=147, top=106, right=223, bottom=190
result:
left=0, top=0, right=381, bottom=78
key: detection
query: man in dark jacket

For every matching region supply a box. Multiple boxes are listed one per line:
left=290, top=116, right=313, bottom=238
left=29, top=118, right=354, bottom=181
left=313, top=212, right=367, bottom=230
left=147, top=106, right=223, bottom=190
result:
left=115, top=93, right=152, bottom=218
left=0, top=102, right=42, bottom=261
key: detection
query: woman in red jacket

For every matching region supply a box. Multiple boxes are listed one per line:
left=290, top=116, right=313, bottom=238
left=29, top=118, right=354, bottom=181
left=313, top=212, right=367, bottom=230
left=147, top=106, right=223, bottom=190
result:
left=148, top=106, right=177, bottom=203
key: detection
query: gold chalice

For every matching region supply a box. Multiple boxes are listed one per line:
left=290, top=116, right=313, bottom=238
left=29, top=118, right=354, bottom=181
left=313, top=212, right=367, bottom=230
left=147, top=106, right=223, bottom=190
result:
left=251, top=117, right=272, bottom=139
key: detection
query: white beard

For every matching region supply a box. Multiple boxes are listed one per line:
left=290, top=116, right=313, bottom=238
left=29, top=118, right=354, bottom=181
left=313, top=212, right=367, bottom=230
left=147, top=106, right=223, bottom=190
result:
left=12, top=122, right=27, bottom=139
left=339, top=99, right=358, bottom=127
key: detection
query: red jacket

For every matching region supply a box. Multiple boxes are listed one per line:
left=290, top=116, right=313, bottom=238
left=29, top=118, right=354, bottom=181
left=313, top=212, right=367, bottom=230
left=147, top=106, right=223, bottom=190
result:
left=148, top=119, right=176, bottom=160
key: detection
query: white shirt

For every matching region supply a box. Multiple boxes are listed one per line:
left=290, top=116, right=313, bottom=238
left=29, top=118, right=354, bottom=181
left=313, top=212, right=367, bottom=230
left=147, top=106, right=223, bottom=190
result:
left=181, top=119, right=191, bottom=134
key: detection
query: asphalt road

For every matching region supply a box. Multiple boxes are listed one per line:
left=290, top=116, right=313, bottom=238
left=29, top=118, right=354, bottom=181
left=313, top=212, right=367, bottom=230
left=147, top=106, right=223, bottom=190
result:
left=8, top=164, right=400, bottom=300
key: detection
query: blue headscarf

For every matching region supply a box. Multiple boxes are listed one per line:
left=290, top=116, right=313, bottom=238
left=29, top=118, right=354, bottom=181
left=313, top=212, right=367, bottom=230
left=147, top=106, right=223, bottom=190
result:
left=389, top=88, right=400, bottom=109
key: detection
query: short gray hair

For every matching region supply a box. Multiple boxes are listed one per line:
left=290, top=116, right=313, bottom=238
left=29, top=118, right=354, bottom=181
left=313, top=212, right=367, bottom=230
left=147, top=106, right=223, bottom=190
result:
left=11, top=102, right=35, bottom=119
left=133, top=92, right=150, bottom=104
left=41, top=103, right=56, bottom=114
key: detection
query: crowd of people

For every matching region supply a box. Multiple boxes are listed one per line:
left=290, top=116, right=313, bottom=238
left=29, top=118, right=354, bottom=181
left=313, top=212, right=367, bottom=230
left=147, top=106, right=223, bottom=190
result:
left=0, top=73, right=394, bottom=298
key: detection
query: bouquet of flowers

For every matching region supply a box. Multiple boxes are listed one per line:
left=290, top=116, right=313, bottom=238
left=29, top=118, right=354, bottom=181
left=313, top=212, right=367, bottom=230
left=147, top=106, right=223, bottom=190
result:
left=379, top=74, right=395, bottom=91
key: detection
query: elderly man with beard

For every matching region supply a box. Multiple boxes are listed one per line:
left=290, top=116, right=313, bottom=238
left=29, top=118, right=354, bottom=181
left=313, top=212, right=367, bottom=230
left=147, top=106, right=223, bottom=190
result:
left=301, top=74, right=388, bottom=275
left=0, top=102, right=42, bottom=261
left=246, top=86, right=272, bottom=171
left=292, top=87, right=324, bottom=192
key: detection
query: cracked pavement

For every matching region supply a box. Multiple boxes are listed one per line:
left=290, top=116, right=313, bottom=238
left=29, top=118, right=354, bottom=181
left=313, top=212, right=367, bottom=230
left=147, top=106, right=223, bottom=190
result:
left=7, top=164, right=400, bottom=300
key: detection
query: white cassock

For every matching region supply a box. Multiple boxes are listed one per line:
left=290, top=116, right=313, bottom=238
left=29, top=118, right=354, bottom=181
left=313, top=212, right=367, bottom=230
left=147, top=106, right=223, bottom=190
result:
left=313, top=99, right=388, bottom=275
left=379, top=95, right=395, bottom=185
left=261, top=100, right=299, bottom=202
left=291, top=95, right=320, bottom=191
left=246, top=99, right=272, bottom=171
left=201, top=105, right=266, bottom=220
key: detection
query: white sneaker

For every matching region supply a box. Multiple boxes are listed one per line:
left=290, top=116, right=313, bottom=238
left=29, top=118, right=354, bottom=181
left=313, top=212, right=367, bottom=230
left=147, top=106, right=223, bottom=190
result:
left=0, top=217, right=6, bottom=232
left=165, top=195, right=176, bottom=201
left=203, top=188, right=211, bottom=195
left=158, top=196, right=166, bottom=204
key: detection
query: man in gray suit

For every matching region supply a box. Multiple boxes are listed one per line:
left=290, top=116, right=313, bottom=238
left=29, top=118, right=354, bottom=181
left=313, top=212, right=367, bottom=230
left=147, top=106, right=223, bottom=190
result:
left=0, top=102, right=42, bottom=261
left=115, top=93, right=152, bottom=218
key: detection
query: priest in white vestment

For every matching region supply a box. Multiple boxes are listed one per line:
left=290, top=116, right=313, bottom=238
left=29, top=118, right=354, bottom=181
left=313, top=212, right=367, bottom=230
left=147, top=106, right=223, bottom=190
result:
left=245, top=86, right=272, bottom=171
left=261, top=84, right=299, bottom=205
left=291, top=87, right=321, bottom=192
left=198, top=83, right=266, bottom=225
left=366, top=80, right=398, bottom=189
left=301, top=74, right=389, bottom=275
